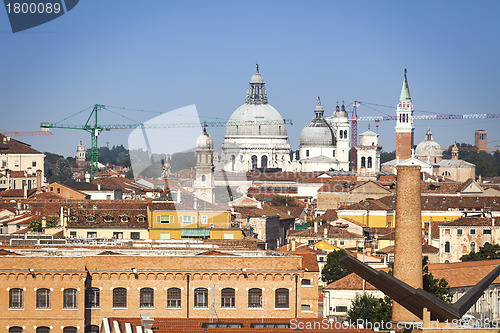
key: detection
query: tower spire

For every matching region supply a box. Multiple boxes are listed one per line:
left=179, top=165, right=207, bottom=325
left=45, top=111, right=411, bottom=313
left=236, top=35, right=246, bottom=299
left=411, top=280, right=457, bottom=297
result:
left=400, top=68, right=411, bottom=102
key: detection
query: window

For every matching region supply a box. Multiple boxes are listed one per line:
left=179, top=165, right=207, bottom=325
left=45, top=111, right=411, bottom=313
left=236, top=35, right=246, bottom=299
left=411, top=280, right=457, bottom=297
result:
left=361, top=156, right=366, bottom=168
left=182, top=216, right=194, bottom=224
left=248, top=288, right=262, bottom=308
left=113, top=288, right=127, bottom=308
left=70, top=231, right=77, bottom=238
left=9, top=327, right=23, bottom=333
left=301, top=304, right=311, bottom=312
left=85, top=287, right=100, bottom=308
left=167, top=287, right=181, bottom=308
left=57, top=188, right=60, bottom=194
left=160, top=232, right=170, bottom=240
left=120, top=216, right=129, bottom=223
left=87, top=232, right=97, bottom=238
left=157, top=215, right=173, bottom=224
left=470, top=229, right=476, bottom=235
left=251, top=155, right=257, bottom=169
left=336, top=305, right=348, bottom=313
left=85, top=326, right=99, bottom=333
left=137, top=216, right=145, bottom=222
left=130, top=232, right=140, bottom=239
left=36, top=327, right=50, bottom=333
left=9, top=288, right=23, bottom=309
left=140, top=288, right=154, bottom=308
left=36, top=288, right=50, bottom=309
left=301, top=279, right=311, bottom=286
left=201, top=175, right=207, bottom=186
left=63, top=328, right=77, bottom=333
left=63, top=288, right=77, bottom=309
left=457, top=229, right=463, bottom=235
left=201, top=215, right=208, bottom=224
left=275, top=288, right=289, bottom=308
left=444, top=229, right=451, bottom=235
left=444, top=241, right=450, bottom=253
left=319, top=256, right=324, bottom=262
left=32, top=161, right=37, bottom=167
left=221, top=288, right=235, bottom=308
left=470, top=242, right=476, bottom=253
left=305, top=150, right=309, bottom=157
left=112, top=232, right=123, bottom=239
left=103, top=215, right=113, bottom=222
left=367, top=156, right=372, bottom=168
left=194, top=288, right=208, bottom=308
left=261, top=155, right=268, bottom=169
left=484, top=229, right=492, bottom=235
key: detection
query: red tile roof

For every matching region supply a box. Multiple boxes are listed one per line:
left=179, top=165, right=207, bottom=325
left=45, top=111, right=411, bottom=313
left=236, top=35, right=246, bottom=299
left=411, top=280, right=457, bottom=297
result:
left=0, top=134, right=42, bottom=154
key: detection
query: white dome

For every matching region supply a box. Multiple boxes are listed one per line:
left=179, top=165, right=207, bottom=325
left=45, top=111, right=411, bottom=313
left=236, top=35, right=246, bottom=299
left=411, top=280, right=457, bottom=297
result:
left=250, top=72, right=264, bottom=84
left=299, top=122, right=335, bottom=147
left=415, top=129, right=442, bottom=158
left=225, top=103, right=287, bottom=137
left=196, top=128, right=213, bottom=150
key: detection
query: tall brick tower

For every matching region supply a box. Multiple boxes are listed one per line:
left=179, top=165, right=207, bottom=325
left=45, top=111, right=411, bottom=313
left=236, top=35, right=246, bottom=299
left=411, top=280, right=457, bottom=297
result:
left=395, top=70, right=414, bottom=159
left=474, top=129, right=487, bottom=152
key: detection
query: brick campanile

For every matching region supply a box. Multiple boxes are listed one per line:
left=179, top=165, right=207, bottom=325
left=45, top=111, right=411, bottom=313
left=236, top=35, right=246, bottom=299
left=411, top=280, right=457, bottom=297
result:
left=392, top=165, right=422, bottom=322
left=395, top=70, right=414, bottom=160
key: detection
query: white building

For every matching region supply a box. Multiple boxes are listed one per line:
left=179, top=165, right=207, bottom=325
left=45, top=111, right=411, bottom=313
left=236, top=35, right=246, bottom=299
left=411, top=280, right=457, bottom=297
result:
left=0, top=134, right=44, bottom=180
left=217, top=65, right=292, bottom=172
left=298, top=99, right=350, bottom=172
left=194, top=128, right=215, bottom=204
left=355, top=129, right=381, bottom=178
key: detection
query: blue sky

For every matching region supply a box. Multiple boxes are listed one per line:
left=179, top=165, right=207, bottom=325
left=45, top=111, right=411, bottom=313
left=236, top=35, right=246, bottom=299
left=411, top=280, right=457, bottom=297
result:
left=1, top=0, right=499, bottom=157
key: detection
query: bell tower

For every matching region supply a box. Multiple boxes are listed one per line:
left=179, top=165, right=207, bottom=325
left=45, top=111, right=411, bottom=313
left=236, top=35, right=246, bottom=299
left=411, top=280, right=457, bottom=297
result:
left=195, top=128, right=215, bottom=204
left=395, top=69, right=414, bottom=159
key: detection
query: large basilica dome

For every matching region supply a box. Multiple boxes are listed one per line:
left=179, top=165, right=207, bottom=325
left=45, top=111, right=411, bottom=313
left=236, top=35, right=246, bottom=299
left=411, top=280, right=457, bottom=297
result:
left=220, top=66, right=291, bottom=172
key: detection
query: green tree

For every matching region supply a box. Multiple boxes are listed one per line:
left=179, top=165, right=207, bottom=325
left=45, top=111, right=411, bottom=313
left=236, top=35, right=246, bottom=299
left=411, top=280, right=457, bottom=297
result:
left=321, top=249, right=352, bottom=284
left=347, top=294, right=392, bottom=324
left=380, top=150, right=395, bottom=164
left=270, top=195, right=297, bottom=207
left=422, top=257, right=453, bottom=303
left=461, top=243, right=500, bottom=262
left=28, top=216, right=59, bottom=232
left=55, top=158, right=73, bottom=181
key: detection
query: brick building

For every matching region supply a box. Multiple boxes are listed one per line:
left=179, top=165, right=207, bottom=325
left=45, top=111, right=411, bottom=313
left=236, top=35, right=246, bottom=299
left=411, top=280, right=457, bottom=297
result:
left=0, top=248, right=319, bottom=332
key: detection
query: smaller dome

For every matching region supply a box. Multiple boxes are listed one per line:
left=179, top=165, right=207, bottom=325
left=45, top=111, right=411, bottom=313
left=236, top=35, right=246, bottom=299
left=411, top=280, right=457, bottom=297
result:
left=250, top=72, right=264, bottom=84
left=415, top=129, right=442, bottom=159
left=300, top=99, right=335, bottom=147
left=196, top=128, right=213, bottom=150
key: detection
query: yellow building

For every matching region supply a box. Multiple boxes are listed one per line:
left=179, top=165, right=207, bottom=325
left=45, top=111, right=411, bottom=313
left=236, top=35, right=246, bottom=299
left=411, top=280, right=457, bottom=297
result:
left=337, top=195, right=498, bottom=228
left=148, top=202, right=241, bottom=240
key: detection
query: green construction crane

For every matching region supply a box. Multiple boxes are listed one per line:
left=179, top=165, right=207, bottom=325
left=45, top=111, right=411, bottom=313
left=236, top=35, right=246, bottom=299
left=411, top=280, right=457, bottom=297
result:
left=41, top=104, right=293, bottom=180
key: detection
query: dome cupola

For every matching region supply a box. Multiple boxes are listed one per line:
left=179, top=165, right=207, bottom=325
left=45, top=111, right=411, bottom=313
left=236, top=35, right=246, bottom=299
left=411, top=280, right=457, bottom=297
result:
left=299, top=97, right=336, bottom=147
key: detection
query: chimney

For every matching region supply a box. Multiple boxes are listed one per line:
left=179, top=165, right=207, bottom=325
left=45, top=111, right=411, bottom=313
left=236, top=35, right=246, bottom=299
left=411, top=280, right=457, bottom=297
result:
left=314, top=220, right=318, bottom=234
left=23, top=183, right=27, bottom=199
left=41, top=217, right=46, bottom=228
left=291, top=239, right=296, bottom=251
left=177, top=190, right=181, bottom=203
left=97, top=184, right=101, bottom=191
left=324, top=227, right=328, bottom=238
left=85, top=173, right=90, bottom=183
left=36, top=170, right=42, bottom=193
left=393, top=165, right=422, bottom=322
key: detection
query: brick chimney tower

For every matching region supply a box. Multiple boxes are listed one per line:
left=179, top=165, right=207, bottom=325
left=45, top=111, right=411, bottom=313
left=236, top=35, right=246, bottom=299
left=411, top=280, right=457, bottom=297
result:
left=392, top=165, right=422, bottom=322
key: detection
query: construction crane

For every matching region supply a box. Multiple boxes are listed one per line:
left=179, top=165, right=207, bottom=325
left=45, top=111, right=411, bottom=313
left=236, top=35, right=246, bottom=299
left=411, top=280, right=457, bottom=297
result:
left=41, top=104, right=293, bottom=180
left=0, top=130, right=52, bottom=137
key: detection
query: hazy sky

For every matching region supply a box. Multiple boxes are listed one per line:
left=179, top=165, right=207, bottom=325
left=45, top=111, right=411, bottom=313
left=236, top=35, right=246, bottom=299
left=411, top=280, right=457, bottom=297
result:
left=1, top=0, right=499, bottom=157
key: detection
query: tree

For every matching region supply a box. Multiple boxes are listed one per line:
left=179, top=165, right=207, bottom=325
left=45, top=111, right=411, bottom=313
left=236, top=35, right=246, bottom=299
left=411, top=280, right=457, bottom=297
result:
left=28, top=216, right=59, bottom=232
left=321, top=249, right=352, bottom=284
left=56, top=158, right=73, bottom=181
left=347, top=294, right=392, bottom=324
left=461, top=243, right=500, bottom=262
left=422, top=257, right=453, bottom=303
left=380, top=150, right=395, bottom=164
left=270, top=195, right=297, bottom=207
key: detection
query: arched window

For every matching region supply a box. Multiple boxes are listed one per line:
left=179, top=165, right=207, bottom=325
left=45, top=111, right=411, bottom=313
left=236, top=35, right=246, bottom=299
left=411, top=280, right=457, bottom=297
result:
left=9, top=327, right=23, bottom=333
left=63, top=288, right=77, bottom=309
left=444, top=241, right=450, bottom=253
left=231, top=155, right=235, bottom=171
left=361, top=157, right=366, bottom=168
left=248, top=288, right=262, bottom=308
left=261, top=155, right=268, bottom=169
left=340, top=130, right=343, bottom=139
left=275, top=288, right=289, bottom=308
left=63, top=327, right=77, bottom=333
left=344, top=130, right=347, bottom=138
left=201, top=175, right=207, bottom=186
left=113, top=288, right=127, bottom=308
left=140, top=288, right=154, bottom=308
left=9, top=288, right=23, bottom=309
left=470, top=242, right=476, bottom=253
left=167, top=287, right=181, bottom=308
left=84, top=326, right=99, bottom=333
left=221, top=288, right=235, bottom=308
left=367, top=156, right=372, bottom=168
left=85, top=287, right=99, bottom=308
left=36, top=327, right=50, bottom=333
left=194, top=288, right=208, bottom=308
left=36, top=288, right=50, bottom=309
left=251, top=155, right=257, bottom=170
